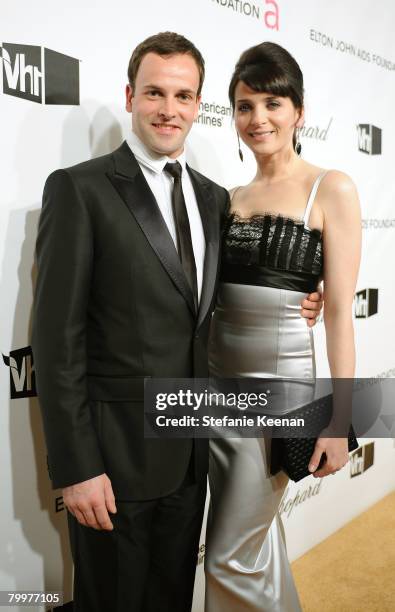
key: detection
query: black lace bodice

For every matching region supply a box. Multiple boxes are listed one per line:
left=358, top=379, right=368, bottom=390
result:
left=220, top=212, right=323, bottom=292
left=223, top=212, right=323, bottom=274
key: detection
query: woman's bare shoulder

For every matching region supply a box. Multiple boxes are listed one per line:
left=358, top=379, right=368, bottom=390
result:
left=317, top=170, right=360, bottom=226
left=319, top=169, right=358, bottom=198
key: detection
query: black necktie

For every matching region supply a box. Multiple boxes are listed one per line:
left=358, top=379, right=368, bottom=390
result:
left=164, top=161, right=198, bottom=312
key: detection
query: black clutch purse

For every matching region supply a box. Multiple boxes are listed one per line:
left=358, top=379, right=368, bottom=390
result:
left=270, top=393, right=359, bottom=482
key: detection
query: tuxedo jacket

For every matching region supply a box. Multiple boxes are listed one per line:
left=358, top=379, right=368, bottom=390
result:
left=31, top=141, right=229, bottom=500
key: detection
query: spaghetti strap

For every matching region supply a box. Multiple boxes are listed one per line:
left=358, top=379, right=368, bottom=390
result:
left=303, top=171, right=328, bottom=227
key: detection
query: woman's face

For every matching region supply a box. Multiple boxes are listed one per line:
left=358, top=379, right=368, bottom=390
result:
left=234, top=80, right=303, bottom=157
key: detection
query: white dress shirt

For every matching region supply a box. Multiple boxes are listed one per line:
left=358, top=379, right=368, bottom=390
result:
left=126, top=131, right=206, bottom=303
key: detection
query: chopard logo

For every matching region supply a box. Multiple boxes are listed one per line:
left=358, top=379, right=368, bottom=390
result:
left=300, top=117, right=332, bottom=142
left=279, top=479, right=322, bottom=518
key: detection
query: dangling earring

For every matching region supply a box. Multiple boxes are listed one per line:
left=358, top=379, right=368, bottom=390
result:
left=295, top=127, right=302, bottom=156
left=237, top=132, right=244, bottom=162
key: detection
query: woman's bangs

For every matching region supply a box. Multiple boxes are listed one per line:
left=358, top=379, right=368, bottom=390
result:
left=240, top=64, right=293, bottom=99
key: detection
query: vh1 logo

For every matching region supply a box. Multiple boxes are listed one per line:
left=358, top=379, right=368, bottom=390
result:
left=357, top=124, right=382, bottom=155
left=350, top=442, right=374, bottom=478
left=2, top=346, right=36, bottom=399
left=0, top=42, right=79, bottom=105
left=354, top=288, right=378, bottom=319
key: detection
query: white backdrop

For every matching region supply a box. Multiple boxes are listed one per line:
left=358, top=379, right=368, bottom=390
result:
left=1, top=1, right=395, bottom=610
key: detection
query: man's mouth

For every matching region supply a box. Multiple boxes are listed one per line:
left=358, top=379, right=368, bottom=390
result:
left=152, top=123, right=180, bottom=133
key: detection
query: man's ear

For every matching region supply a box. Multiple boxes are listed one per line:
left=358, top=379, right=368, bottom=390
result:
left=193, top=94, right=202, bottom=120
left=126, top=84, right=134, bottom=113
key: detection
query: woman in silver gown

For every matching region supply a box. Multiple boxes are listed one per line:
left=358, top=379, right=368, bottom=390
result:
left=205, top=42, right=361, bottom=611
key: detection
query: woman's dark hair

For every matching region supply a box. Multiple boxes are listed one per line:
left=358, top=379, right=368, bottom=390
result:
left=229, top=42, right=304, bottom=149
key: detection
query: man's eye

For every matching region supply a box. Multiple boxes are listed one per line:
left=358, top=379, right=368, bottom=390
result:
left=148, top=90, right=160, bottom=96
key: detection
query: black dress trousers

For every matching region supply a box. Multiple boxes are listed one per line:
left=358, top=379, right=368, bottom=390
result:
left=67, top=458, right=207, bottom=612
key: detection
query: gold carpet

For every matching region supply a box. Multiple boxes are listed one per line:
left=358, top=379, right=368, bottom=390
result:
left=291, top=491, right=395, bottom=612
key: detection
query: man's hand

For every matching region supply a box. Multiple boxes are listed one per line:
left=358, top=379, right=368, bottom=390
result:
left=63, top=473, right=117, bottom=531
left=301, top=290, right=324, bottom=327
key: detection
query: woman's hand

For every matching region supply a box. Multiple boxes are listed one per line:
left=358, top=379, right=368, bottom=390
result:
left=308, top=428, right=350, bottom=478
left=301, top=290, right=323, bottom=327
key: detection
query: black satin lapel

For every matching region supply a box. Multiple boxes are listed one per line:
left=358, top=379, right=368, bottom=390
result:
left=187, top=167, right=220, bottom=328
left=107, top=160, right=196, bottom=316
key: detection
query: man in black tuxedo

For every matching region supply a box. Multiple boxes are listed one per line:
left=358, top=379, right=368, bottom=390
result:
left=32, top=32, right=322, bottom=611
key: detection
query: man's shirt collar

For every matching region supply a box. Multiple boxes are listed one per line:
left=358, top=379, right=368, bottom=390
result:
left=126, top=130, right=187, bottom=175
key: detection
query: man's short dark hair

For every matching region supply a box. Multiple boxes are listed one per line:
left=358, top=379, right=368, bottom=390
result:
left=128, top=31, right=205, bottom=97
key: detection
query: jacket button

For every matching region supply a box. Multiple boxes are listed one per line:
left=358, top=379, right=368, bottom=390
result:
left=195, top=333, right=199, bottom=340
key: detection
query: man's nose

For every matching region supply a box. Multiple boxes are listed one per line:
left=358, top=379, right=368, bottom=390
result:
left=158, top=96, right=176, bottom=118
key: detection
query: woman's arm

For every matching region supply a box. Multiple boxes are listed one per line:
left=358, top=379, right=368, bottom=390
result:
left=308, top=170, right=362, bottom=478
left=322, top=170, right=361, bottom=375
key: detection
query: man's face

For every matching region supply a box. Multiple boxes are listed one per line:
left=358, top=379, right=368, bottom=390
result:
left=126, top=52, right=201, bottom=158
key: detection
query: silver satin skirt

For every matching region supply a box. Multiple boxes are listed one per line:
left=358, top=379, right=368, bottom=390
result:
left=205, top=282, right=316, bottom=612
